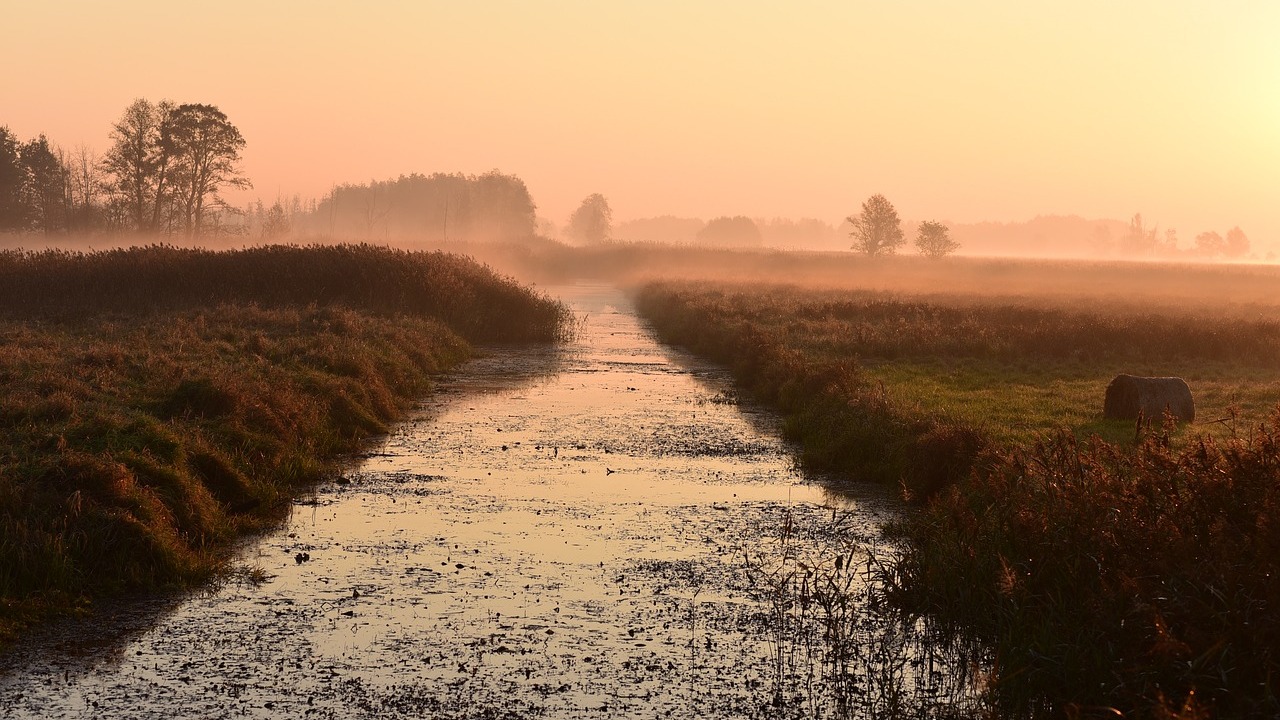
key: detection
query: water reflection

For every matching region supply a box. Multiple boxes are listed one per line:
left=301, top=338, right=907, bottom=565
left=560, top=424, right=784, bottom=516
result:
left=0, top=282, right=978, bottom=719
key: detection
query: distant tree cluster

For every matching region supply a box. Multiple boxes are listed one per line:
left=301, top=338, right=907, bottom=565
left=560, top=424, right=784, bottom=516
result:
left=1193, top=226, right=1251, bottom=259
left=0, top=129, right=70, bottom=233
left=696, top=216, right=763, bottom=247
left=1113, top=213, right=1252, bottom=260
left=1, top=99, right=250, bottom=237
left=844, top=197, right=1258, bottom=262
left=845, top=194, right=960, bottom=258
left=608, top=215, right=840, bottom=249
left=301, top=171, right=537, bottom=243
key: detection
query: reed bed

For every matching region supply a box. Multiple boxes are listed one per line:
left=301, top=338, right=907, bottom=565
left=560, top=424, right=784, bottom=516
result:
left=635, top=279, right=1280, bottom=717
left=0, top=243, right=571, bottom=342
left=0, top=244, right=570, bottom=641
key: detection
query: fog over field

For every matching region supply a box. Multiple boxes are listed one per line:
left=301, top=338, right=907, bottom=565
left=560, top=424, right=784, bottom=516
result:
left=3, top=2, right=1277, bottom=262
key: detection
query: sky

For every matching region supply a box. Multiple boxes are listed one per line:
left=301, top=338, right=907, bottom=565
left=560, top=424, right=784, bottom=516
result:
left=3, top=1, right=1278, bottom=246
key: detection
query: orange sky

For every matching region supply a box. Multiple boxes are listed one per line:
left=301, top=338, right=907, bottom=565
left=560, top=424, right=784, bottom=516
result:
left=3, top=1, right=1277, bottom=248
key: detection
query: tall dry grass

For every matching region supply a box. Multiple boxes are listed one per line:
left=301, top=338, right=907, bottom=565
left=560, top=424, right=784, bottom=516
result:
left=635, top=279, right=1280, bottom=717
left=0, top=244, right=570, bottom=641
left=0, top=243, right=571, bottom=342
left=894, top=426, right=1280, bottom=718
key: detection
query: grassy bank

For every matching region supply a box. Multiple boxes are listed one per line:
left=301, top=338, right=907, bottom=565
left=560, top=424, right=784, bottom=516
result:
left=0, top=244, right=570, bottom=642
left=635, top=280, right=1280, bottom=717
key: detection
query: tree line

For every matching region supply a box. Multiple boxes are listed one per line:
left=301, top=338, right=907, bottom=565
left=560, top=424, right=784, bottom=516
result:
left=565, top=191, right=963, bottom=257
left=0, top=99, right=249, bottom=237
left=298, top=172, right=538, bottom=243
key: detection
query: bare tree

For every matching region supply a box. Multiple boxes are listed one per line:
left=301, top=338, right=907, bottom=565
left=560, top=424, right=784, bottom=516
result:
left=262, top=201, right=291, bottom=239
left=914, top=220, right=959, bottom=258
left=847, top=194, right=904, bottom=256
left=67, top=144, right=103, bottom=230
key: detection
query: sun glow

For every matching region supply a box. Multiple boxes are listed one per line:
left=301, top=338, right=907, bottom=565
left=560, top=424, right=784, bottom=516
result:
left=1, top=1, right=1277, bottom=251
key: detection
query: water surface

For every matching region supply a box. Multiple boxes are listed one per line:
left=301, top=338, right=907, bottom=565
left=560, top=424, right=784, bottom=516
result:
left=0, top=283, right=957, bottom=719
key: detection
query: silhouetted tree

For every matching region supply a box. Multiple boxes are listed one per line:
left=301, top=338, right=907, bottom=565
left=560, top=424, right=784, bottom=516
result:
left=848, top=194, right=904, bottom=256
left=102, top=99, right=175, bottom=232
left=261, top=200, right=291, bottom=239
left=1119, top=213, right=1158, bottom=255
left=469, top=170, right=537, bottom=241
left=914, top=220, right=959, bottom=258
left=567, top=193, right=612, bottom=244
left=1225, top=226, right=1250, bottom=258
left=306, top=172, right=537, bottom=242
left=0, top=127, right=24, bottom=231
left=163, top=104, right=250, bottom=236
left=1195, top=230, right=1224, bottom=257
left=696, top=215, right=762, bottom=247
left=67, top=144, right=103, bottom=230
left=19, top=135, right=69, bottom=233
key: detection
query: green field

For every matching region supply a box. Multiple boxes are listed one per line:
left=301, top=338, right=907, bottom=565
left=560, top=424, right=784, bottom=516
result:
left=635, top=276, right=1280, bottom=718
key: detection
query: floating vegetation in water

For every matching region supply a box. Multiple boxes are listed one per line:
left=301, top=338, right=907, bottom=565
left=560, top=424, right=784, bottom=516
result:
left=736, top=503, right=984, bottom=719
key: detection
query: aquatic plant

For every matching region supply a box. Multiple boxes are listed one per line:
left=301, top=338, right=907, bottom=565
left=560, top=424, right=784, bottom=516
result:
left=738, top=504, right=980, bottom=718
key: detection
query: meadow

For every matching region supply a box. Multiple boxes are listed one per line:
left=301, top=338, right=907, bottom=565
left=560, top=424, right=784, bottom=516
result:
left=0, top=244, right=570, bottom=642
left=635, top=275, right=1280, bottom=718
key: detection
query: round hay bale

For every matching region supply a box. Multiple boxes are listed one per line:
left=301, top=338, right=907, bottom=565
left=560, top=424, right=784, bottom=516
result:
left=1103, top=374, right=1195, bottom=422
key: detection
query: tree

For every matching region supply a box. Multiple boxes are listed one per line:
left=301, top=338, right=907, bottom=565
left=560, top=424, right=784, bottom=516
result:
left=19, top=135, right=69, bottom=233
left=847, top=194, right=904, bottom=256
left=567, top=193, right=612, bottom=244
left=101, top=99, right=175, bottom=232
left=696, top=216, right=762, bottom=247
left=914, top=220, right=959, bottom=258
left=1119, top=213, right=1158, bottom=255
left=163, top=104, right=250, bottom=236
left=305, top=172, right=536, bottom=242
left=1225, top=226, right=1249, bottom=258
left=261, top=200, right=291, bottom=239
left=67, top=144, right=103, bottom=230
left=0, top=127, right=24, bottom=231
left=471, top=170, right=537, bottom=240
left=1195, top=230, right=1224, bottom=257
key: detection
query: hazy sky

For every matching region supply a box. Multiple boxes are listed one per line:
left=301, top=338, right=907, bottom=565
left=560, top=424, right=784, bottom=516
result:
left=4, top=1, right=1277, bottom=245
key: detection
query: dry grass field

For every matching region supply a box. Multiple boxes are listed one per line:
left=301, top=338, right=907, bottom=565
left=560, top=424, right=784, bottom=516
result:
left=0, top=244, right=570, bottom=641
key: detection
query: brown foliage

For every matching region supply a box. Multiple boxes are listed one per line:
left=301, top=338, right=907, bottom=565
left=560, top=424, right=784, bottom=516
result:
left=0, top=245, right=570, bottom=641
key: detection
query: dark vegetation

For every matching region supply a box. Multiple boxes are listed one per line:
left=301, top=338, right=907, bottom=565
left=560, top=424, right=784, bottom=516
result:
left=300, top=172, right=538, bottom=243
left=1, top=104, right=536, bottom=244
left=0, top=244, right=569, bottom=643
left=635, top=280, right=1280, bottom=718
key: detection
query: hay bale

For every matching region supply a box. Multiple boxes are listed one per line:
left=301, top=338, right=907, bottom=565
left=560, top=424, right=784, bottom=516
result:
left=1103, top=374, right=1195, bottom=422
